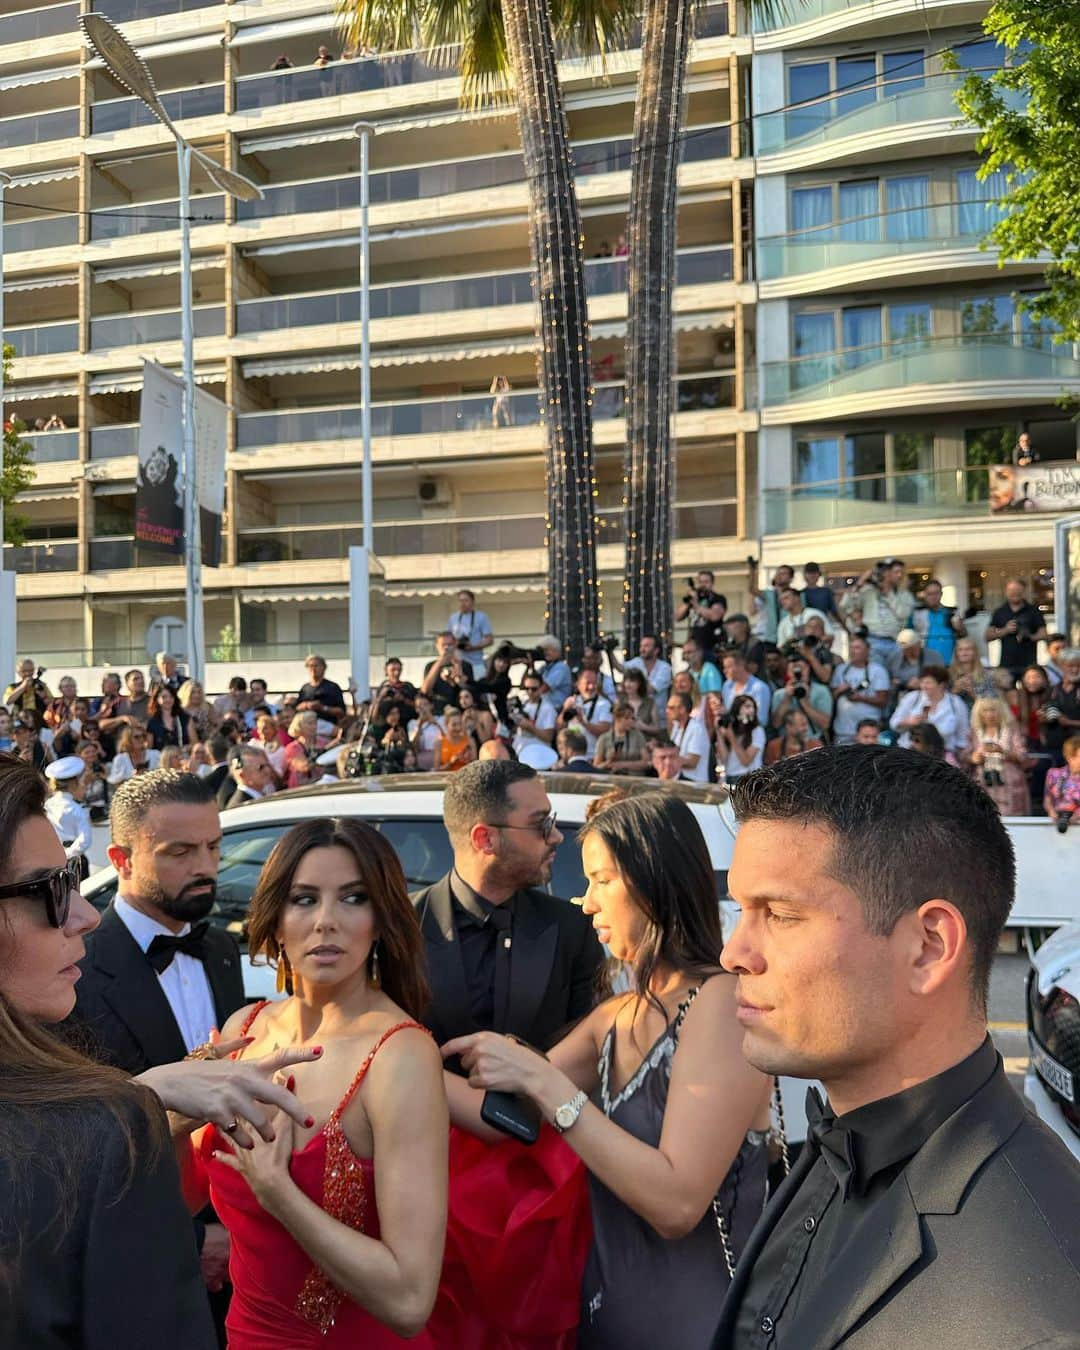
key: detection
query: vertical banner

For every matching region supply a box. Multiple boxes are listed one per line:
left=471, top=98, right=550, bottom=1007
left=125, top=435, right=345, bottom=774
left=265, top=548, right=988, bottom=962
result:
left=134, top=359, right=184, bottom=555
left=194, top=386, right=227, bottom=567
left=1055, top=514, right=1080, bottom=647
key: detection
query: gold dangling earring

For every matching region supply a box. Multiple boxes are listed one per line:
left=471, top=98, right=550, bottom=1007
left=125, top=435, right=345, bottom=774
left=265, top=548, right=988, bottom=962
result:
left=276, top=948, right=291, bottom=995
left=370, top=941, right=381, bottom=989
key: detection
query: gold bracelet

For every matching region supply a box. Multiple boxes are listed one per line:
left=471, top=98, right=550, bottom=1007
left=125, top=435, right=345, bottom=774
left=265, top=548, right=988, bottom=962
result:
left=185, top=1041, right=220, bottom=1062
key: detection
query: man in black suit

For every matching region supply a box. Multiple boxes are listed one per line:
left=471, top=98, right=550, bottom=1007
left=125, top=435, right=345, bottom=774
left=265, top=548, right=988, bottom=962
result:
left=412, top=759, right=603, bottom=1052
left=73, top=769, right=244, bottom=1343
left=223, top=744, right=274, bottom=810
left=713, top=745, right=1080, bottom=1350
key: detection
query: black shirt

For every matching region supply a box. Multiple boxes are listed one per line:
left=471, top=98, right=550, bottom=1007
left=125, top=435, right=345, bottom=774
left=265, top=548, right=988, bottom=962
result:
left=423, top=659, right=476, bottom=714
left=296, top=677, right=346, bottom=716
left=732, top=1036, right=998, bottom=1348
left=989, top=601, right=1045, bottom=672
left=449, top=870, right=514, bottom=1031
left=1045, top=677, right=1080, bottom=755
left=690, top=589, right=728, bottom=654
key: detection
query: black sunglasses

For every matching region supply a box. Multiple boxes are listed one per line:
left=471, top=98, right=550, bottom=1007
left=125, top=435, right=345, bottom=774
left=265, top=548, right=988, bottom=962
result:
left=0, top=857, right=84, bottom=929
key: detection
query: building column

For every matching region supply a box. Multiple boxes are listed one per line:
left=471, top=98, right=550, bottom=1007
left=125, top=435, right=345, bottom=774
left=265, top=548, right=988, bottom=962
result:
left=933, top=557, right=969, bottom=610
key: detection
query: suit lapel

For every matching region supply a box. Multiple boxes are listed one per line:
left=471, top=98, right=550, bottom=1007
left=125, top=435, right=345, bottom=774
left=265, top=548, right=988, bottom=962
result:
left=417, top=876, right=475, bottom=1043
left=92, top=906, right=187, bottom=1067
left=203, top=933, right=243, bottom=1028
left=502, top=890, right=558, bottom=1040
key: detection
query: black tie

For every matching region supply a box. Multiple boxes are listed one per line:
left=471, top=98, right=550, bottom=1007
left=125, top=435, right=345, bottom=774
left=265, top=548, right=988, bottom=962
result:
left=147, top=921, right=210, bottom=975
left=488, top=904, right=513, bottom=1031
left=805, top=1086, right=857, bottom=1201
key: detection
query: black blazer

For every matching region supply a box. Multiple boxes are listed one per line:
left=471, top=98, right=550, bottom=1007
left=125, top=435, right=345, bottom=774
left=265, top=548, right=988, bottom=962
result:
left=223, top=785, right=262, bottom=811
left=411, top=874, right=604, bottom=1050
left=712, top=1060, right=1080, bottom=1349
left=72, top=902, right=245, bottom=1074
left=2, top=1101, right=217, bottom=1350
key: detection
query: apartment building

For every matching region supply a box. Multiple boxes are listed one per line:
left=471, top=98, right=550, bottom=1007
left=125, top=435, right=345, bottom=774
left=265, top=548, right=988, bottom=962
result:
left=750, top=0, right=1071, bottom=619
left=1, top=0, right=754, bottom=684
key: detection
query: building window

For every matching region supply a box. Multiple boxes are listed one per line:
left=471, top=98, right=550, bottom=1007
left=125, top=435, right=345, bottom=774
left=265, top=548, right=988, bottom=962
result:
left=964, top=424, right=1014, bottom=501
left=795, top=429, right=935, bottom=504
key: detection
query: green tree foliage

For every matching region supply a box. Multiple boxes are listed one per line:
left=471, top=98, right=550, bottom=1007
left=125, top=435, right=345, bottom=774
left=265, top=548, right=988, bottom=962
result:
left=954, top=1, right=1080, bottom=338
left=2, top=343, right=35, bottom=546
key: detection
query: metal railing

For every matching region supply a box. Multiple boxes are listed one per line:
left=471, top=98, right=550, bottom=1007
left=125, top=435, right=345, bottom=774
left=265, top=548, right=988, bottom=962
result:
left=1, top=541, right=78, bottom=574
left=23, top=429, right=79, bottom=463
left=5, top=321, right=79, bottom=358
left=6, top=213, right=79, bottom=254
left=0, top=107, right=79, bottom=151
left=90, top=194, right=225, bottom=241
left=89, top=303, right=225, bottom=351
left=90, top=424, right=138, bottom=460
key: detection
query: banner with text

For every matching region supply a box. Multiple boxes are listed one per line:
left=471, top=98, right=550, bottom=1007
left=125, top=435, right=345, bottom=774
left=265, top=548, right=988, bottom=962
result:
left=194, top=386, right=227, bottom=568
left=990, top=460, right=1080, bottom=514
left=135, top=360, right=184, bottom=555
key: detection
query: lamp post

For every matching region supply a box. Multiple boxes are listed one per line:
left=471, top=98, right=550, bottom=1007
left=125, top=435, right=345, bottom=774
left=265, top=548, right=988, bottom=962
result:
left=79, top=13, right=262, bottom=685
left=0, top=170, right=16, bottom=686
left=348, top=122, right=375, bottom=699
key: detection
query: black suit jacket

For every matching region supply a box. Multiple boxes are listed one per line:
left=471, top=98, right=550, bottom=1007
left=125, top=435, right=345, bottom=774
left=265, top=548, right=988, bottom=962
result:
left=411, top=874, right=603, bottom=1050
left=224, top=785, right=261, bottom=811
left=712, top=1060, right=1080, bottom=1349
left=72, top=902, right=246, bottom=1075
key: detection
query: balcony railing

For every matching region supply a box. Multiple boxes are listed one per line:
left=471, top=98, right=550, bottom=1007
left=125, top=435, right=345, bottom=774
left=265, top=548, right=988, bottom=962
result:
left=23, top=429, right=79, bottom=463
left=90, top=304, right=225, bottom=350
left=237, top=124, right=733, bottom=223
left=756, top=70, right=1006, bottom=156
left=763, top=468, right=994, bottom=534
left=235, top=371, right=736, bottom=450
left=753, top=0, right=873, bottom=32
left=90, top=424, right=138, bottom=460
left=91, top=83, right=224, bottom=136
left=5, top=322, right=79, bottom=358
left=2, top=541, right=78, bottom=574
left=90, top=194, right=225, bottom=241
left=6, top=213, right=79, bottom=254
left=0, top=107, right=79, bottom=151
left=89, top=537, right=137, bottom=570
left=235, top=245, right=731, bottom=335
left=763, top=333, right=1080, bottom=405
left=757, top=200, right=1006, bottom=280
left=234, top=3, right=730, bottom=114
left=0, top=2, right=79, bottom=47
left=97, top=0, right=218, bottom=19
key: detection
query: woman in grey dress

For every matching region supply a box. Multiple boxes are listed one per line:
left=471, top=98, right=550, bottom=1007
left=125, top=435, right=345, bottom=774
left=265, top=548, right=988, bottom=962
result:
left=445, top=790, right=773, bottom=1348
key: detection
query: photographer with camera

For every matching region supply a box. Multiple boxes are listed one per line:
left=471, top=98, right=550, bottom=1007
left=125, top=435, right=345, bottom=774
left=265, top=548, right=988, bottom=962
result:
left=577, top=641, right=618, bottom=703
left=448, top=589, right=494, bottom=677
left=675, top=569, right=727, bottom=657
left=557, top=669, right=613, bottom=763
left=775, top=587, right=828, bottom=649
left=747, top=559, right=793, bottom=645
left=889, top=629, right=947, bottom=701
left=770, top=648, right=833, bottom=740
left=536, top=635, right=573, bottom=709
left=371, top=657, right=418, bottom=723
left=1044, top=735, right=1080, bottom=833
left=408, top=693, right=444, bottom=771
left=615, top=633, right=673, bottom=703
left=967, top=698, right=1031, bottom=815
left=830, top=634, right=891, bottom=745
left=839, top=558, right=915, bottom=668
left=507, top=671, right=557, bottom=760
left=721, top=613, right=766, bottom=677
left=890, top=667, right=969, bottom=764
left=593, top=701, right=650, bottom=775
left=987, top=578, right=1048, bottom=681
left=719, top=649, right=771, bottom=726
left=912, top=578, right=966, bottom=666
left=665, top=691, right=711, bottom=782
left=421, top=631, right=478, bottom=713
left=5, top=658, right=52, bottom=721
left=679, top=637, right=722, bottom=695
left=715, top=693, right=766, bottom=782
left=1041, top=647, right=1080, bottom=764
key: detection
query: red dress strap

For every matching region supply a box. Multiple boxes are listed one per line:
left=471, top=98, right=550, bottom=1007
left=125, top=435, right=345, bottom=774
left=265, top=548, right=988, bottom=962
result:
left=329, top=1020, right=429, bottom=1123
left=238, top=999, right=271, bottom=1043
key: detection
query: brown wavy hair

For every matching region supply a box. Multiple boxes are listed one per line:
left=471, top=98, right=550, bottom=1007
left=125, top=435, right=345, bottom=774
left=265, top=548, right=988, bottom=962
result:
left=246, top=817, right=429, bottom=1020
left=0, top=754, right=163, bottom=1329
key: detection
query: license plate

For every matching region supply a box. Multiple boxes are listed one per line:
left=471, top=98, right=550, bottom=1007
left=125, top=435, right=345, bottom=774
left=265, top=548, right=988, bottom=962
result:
left=1029, top=1032, right=1076, bottom=1103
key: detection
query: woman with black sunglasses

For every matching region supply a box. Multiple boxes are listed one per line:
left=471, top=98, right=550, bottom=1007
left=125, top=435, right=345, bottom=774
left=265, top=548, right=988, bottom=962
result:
left=0, top=755, right=319, bottom=1349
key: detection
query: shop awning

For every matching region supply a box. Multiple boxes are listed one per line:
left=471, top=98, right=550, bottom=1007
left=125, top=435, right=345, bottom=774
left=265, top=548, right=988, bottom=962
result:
left=240, top=587, right=350, bottom=605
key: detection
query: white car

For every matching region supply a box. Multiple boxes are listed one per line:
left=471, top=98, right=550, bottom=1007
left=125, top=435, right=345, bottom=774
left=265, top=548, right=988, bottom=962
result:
left=1024, top=920, right=1080, bottom=1162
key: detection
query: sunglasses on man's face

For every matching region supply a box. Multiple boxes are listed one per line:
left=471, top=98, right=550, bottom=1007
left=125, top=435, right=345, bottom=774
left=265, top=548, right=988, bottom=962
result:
left=0, top=857, right=84, bottom=929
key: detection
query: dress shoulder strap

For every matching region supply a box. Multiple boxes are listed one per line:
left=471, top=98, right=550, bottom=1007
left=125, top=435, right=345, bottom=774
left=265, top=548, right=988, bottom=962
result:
left=330, top=1020, right=430, bottom=1122
left=237, top=999, right=271, bottom=1045
left=672, top=984, right=703, bottom=1039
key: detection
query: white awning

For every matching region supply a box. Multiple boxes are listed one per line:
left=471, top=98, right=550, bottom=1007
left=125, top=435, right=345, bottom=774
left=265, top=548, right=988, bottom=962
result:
left=242, top=336, right=536, bottom=379
left=6, top=379, right=78, bottom=402
left=5, top=275, right=77, bottom=294
left=231, top=13, right=339, bottom=48
left=240, top=587, right=350, bottom=605
left=387, top=580, right=544, bottom=598
left=242, top=234, right=361, bottom=259
left=85, top=34, right=219, bottom=69
left=240, top=125, right=357, bottom=155
left=240, top=105, right=512, bottom=156
left=8, top=166, right=79, bottom=188
left=590, top=309, right=733, bottom=341
left=94, top=257, right=223, bottom=284
left=89, top=366, right=227, bottom=395
left=0, top=67, right=78, bottom=92
left=17, top=485, right=79, bottom=503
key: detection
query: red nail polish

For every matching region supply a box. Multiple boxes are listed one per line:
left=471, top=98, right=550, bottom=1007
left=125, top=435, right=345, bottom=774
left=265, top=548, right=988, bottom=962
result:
left=286, top=1075, right=296, bottom=1092
left=305, top=1116, right=315, bottom=1128
left=312, top=1046, right=324, bottom=1056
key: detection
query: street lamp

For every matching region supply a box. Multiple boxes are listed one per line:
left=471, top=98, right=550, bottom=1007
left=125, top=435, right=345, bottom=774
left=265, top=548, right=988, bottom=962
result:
left=79, top=13, right=263, bottom=685
left=348, top=122, right=375, bottom=699
left=0, top=170, right=17, bottom=685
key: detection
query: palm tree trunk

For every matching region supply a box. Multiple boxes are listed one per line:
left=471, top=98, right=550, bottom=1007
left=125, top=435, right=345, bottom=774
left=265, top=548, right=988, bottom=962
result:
left=502, top=0, right=599, bottom=663
left=623, top=0, right=694, bottom=650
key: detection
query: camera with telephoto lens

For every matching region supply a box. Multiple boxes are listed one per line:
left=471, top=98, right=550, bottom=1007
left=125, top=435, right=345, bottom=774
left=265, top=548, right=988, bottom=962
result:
left=586, top=634, right=619, bottom=655
left=506, top=694, right=525, bottom=725
left=716, top=712, right=733, bottom=730
left=455, top=636, right=470, bottom=650
left=36, top=666, right=47, bottom=680
left=494, top=640, right=545, bottom=665
left=342, top=739, right=405, bottom=778
left=800, top=633, right=820, bottom=649
left=791, top=682, right=809, bottom=700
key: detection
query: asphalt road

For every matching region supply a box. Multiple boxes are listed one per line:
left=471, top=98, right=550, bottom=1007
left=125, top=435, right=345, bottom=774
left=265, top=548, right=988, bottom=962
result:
left=988, top=949, right=1030, bottom=1092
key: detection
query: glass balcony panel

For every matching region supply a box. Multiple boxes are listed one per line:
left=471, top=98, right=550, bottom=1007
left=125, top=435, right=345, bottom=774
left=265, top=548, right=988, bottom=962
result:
left=98, top=0, right=218, bottom=18
left=754, top=0, right=862, bottom=33
left=0, top=107, right=78, bottom=151
left=674, top=502, right=738, bottom=538
left=90, top=424, right=139, bottom=459
left=5, top=323, right=78, bottom=358
left=0, top=2, right=79, bottom=45
left=6, top=213, right=79, bottom=253
left=90, top=305, right=225, bottom=350
left=91, top=195, right=225, bottom=241
left=23, top=430, right=79, bottom=463
left=764, top=468, right=985, bottom=533
left=89, top=538, right=136, bottom=570
left=3, top=541, right=78, bottom=573
left=91, top=84, right=224, bottom=136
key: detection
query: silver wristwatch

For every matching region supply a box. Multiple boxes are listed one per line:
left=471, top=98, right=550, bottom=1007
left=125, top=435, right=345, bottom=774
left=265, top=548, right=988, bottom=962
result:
left=553, top=1090, right=588, bottom=1134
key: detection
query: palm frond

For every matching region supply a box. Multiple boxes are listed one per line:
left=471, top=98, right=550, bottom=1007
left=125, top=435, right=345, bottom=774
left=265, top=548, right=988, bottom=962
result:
left=334, top=0, right=422, bottom=55
left=552, top=0, right=639, bottom=61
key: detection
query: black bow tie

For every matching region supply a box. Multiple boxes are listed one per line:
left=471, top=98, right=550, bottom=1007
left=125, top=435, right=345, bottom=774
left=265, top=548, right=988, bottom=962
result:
left=805, top=1086, right=858, bottom=1201
left=147, top=921, right=210, bottom=975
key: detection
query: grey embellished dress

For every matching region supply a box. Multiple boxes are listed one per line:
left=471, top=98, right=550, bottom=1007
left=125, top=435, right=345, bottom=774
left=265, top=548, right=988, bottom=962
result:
left=578, top=985, right=769, bottom=1349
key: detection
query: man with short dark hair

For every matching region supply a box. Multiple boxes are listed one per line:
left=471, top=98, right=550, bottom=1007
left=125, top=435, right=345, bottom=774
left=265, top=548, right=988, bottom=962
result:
left=412, top=760, right=603, bottom=1050
left=372, top=658, right=418, bottom=722
left=775, top=587, right=827, bottom=649
left=555, top=726, right=592, bottom=772
left=421, top=631, right=476, bottom=713
left=713, top=745, right=1080, bottom=1348
left=681, top=637, right=722, bottom=694
left=622, top=632, right=673, bottom=701
left=213, top=675, right=249, bottom=722
left=224, top=744, right=274, bottom=809
left=987, top=578, right=1048, bottom=680
left=666, top=691, right=711, bottom=783
left=723, top=613, right=766, bottom=676
left=801, top=563, right=837, bottom=621
left=749, top=561, right=795, bottom=645
left=448, top=588, right=494, bottom=678
left=676, top=569, right=727, bottom=655
left=651, top=737, right=689, bottom=782
left=296, top=653, right=346, bottom=725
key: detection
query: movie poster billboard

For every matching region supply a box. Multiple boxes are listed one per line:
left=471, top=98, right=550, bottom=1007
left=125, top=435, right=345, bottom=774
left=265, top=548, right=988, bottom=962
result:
left=989, top=461, right=1080, bottom=514
left=194, top=386, right=227, bottom=568
left=1055, top=515, right=1080, bottom=647
left=134, top=360, right=184, bottom=555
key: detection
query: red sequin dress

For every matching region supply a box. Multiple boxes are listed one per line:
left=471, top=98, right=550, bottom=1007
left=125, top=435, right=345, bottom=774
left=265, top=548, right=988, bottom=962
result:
left=197, top=1003, right=434, bottom=1349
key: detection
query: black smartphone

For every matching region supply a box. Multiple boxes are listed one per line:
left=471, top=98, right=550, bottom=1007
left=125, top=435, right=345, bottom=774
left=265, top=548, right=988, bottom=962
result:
left=481, top=1090, right=541, bottom=1145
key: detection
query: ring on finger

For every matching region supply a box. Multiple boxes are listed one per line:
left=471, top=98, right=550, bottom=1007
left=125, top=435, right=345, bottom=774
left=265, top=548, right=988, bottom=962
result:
left=223, top=1118, right=240, bottom=1134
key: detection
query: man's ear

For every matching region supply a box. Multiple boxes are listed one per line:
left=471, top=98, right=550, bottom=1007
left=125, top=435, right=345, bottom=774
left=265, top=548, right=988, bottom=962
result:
left=907, top=899, right=969, bottom=999
left=106, top=843, right=133, bottom=880
left=468, top=822, right=498, bottom=856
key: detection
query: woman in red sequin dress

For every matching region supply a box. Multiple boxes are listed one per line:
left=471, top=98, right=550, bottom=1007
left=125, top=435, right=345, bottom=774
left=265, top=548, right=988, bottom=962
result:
left=178, top=818, right=448, bottom=1349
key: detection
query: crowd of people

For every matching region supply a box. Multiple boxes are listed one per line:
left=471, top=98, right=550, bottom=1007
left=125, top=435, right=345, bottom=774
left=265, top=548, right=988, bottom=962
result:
left=1, top=745, right=1077, bottom=1349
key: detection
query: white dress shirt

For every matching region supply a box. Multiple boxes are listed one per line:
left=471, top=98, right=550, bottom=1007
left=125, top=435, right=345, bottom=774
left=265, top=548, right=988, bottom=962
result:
left=113, top=895, right=218, bottom=1053
left=45, top=791, right=93, bottom=858
left=671, top=716, right=712, bottom=783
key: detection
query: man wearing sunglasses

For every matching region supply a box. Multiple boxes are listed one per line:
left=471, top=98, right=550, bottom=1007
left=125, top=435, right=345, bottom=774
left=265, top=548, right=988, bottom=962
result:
left=412, top=759, right=603, bottom=1053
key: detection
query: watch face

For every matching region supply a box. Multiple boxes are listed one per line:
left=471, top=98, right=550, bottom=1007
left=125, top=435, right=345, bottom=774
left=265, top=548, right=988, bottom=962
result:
left=555, top=1103, right=575, bottom=1129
